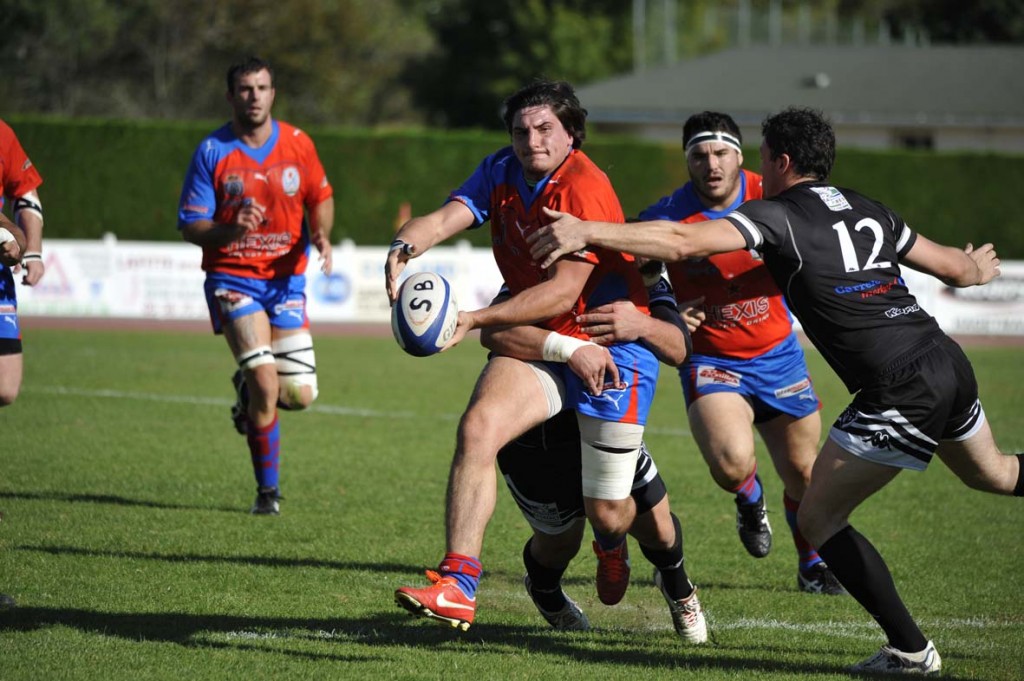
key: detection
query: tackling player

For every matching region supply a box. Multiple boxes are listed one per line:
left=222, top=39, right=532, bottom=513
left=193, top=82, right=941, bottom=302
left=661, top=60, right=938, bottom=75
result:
left=637, top=111, right=841, bottom=595
left=488, top=275, right=707, bottom=642
left=0, top=119, right=45, bottom=408
left=178, top=56, right=334, bottom=515
left=530, top=106, right=1021, bottom=675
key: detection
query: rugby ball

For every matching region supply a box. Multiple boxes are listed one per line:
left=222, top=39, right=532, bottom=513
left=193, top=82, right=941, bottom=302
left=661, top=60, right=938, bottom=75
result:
left=391, top=271, right=459, bottom=357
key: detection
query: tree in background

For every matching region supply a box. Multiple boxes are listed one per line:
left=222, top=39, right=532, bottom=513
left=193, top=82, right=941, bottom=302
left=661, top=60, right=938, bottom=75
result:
left=404, top=0, right=633, bottom=129
left=840, top=0, right=1024, bottom=42
left=0, top=0, right=1019, bottom=128
left=0, top=0, right=434, bottom=125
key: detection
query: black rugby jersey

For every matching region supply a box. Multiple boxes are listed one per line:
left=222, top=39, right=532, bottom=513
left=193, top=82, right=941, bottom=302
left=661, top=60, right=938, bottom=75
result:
left=725, top=182, right=942, bottom=393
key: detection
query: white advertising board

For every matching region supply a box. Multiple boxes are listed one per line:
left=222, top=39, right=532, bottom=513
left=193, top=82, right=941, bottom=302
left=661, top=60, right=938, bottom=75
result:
left=14, top=237, right=1024, bottom=336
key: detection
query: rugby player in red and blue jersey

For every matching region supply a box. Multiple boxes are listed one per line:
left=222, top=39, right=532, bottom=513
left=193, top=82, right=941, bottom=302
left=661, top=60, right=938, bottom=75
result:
left=638, top=112, right=841, bottom=595
left=386, top=80, right=660, bottom=630
left=178, top=57, right=334, bottom=516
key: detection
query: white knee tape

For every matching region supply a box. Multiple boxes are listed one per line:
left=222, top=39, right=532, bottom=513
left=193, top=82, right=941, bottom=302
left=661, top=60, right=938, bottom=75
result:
left=273, top=333, right=318, bottom=405
left=237, top=345, right=275, bottom=371
left=578, top=415, right=645, bottom=500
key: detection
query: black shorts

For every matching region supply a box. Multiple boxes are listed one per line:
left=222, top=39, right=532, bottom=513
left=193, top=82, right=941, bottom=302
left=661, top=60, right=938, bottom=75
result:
left=496, top=410, right=667, bottom=534
left=0, top=337, right=22, bottom=356
left=829, top=335, right=984, bottom=470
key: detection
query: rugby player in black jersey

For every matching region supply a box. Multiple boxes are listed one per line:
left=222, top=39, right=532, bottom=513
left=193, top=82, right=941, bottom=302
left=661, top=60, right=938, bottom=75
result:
left=529, top=106, right=1021, bottom=675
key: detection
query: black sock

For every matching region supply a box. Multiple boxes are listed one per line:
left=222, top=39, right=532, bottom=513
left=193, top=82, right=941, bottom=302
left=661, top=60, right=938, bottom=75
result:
left=640, top=513, right=694, bottom=600
left=523, top=538, right=568, bottom=612
left=1014, top=454, right=1024, bottom=497
left=818, top=526, right=927, bottom=652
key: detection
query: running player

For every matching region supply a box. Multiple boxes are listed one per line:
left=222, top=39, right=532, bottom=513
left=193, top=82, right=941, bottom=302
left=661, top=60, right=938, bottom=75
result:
left=0, top=119, right=46, bottom=408
left=387, top=80, right=660, bottom=630
left=530, top=106, right=1021, bottom=675
left=637, top=111, right=841, bottom=595
left=178, top=56, right=334, bottom=515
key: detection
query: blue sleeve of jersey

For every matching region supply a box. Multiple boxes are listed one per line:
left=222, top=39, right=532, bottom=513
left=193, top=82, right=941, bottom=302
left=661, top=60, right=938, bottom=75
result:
left=177, top=141, right=218, bottom=228
left=638, top=187, right=689, bottom=221
left=445, top=155, right=495, bottom=229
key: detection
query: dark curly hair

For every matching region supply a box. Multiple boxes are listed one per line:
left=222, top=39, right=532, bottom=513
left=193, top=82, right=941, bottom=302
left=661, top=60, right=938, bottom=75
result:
left=227, top=56, right=275, bottom=94
left=761, top=107, right=834, bottom=181
left=502, top=80, right=587, bottom=149
left=682, top=111, right=742, bottom=149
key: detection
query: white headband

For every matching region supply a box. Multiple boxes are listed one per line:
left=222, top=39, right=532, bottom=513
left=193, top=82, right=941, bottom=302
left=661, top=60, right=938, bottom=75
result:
left=684, top=130, right=742, bottom=154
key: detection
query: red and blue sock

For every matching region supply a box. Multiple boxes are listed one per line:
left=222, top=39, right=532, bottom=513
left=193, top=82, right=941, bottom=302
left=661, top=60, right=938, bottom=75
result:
left=784, top=493, right=822, bottom=572
left=439, top=553, right=482, bottom=598
left=732, top=465, right=763, bottom=505
left=247, top=414, right=280, bottom=490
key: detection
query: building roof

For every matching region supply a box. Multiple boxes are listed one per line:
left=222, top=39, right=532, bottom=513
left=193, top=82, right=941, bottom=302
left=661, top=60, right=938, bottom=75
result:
left=576, top=46, right=1024, bottom=129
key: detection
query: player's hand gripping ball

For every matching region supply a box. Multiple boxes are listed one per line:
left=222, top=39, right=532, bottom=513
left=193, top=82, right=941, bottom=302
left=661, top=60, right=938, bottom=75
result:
left=391, top=271, right=459, bottom=357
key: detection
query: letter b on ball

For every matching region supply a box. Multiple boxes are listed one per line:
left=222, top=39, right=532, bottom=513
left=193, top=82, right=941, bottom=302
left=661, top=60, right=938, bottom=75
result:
left=391, top=271, right=459, bottom=357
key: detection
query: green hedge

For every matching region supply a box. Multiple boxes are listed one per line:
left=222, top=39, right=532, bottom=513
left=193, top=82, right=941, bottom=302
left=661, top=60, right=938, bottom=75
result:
left=9, top=116, right=1024, bottom=257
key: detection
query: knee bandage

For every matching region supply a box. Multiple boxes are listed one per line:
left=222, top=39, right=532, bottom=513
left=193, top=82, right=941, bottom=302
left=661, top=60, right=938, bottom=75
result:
left=578, top=414, right=644, bottom=500
left=237, top=345, right=275, bottom=371
left=273, top=333, right=318, bottom=407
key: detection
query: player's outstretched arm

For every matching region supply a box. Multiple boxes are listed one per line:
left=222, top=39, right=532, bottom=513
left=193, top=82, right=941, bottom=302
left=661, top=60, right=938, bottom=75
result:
left=902, top=235, right=1001, bottom=287
left=386, top=201, right=475, bottom=302
left=529, top=207, right=747, bottom=267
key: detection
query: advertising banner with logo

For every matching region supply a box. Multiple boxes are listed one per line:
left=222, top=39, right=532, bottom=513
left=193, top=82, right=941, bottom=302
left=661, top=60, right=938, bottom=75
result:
left=14, top=238, right=1024, bottom=336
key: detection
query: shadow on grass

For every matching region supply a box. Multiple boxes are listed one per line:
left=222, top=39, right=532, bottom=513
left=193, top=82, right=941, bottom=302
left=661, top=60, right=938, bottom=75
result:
left=14, top=544, right=425, bottom=575
left=0, top=604, right=904, bottom=677
left=0, top=489, right=239, bottom=513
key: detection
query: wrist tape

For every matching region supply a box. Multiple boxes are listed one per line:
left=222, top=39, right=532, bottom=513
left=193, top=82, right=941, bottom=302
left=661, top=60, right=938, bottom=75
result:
left=542, top=332, right=596, bottom=363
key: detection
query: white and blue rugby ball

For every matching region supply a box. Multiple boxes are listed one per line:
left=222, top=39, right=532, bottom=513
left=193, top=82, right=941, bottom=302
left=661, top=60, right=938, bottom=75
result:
left=391, top=271, right=459, bottom=357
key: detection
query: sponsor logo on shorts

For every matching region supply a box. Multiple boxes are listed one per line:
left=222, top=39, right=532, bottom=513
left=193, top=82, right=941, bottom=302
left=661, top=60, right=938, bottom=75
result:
left=866, top=431, right=893, bottom=449
left=774, top=377, right=811, bottom=399
left=696, top=366, right=742, bottom=388
left=884, top=303, right=920, bottom=318
left=585, top=381, right=630, bottom=408
left=836, top=406, right=858, bottom=428
left=273, top=298, right=305, bottom=321
left=214, top=288, right=253, bottom=313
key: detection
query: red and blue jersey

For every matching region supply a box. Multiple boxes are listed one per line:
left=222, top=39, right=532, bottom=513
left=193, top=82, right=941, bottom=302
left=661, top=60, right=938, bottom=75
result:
left=449, top=147, right=648, bottom=339
left=178, top=120, right=332, bottom=280
left=639, top=169, right=793, bottom=359
left=0, top=119, right=43, bottom=337
left=0, top=119, right=43, bottom=209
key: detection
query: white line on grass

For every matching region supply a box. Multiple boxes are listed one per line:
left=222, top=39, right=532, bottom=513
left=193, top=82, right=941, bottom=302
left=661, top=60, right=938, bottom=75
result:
left=26, top=385, right=694, bottom=436
left=214, top=615, right=1019, bottom=643
left=28, top=385, right=416, bottom=419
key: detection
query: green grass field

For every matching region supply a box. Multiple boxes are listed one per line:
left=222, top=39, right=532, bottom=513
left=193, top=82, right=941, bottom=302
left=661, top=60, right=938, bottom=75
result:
left=1, top=326, right=1021, bottom=680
